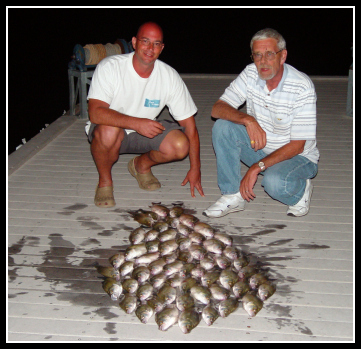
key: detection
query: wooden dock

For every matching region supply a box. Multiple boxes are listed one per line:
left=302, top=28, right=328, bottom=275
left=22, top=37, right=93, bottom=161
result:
left=8, top=75, right=354, bottom=341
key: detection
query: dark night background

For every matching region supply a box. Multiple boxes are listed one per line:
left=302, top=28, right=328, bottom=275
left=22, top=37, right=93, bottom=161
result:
left=7, top=7, right=354, bottom=155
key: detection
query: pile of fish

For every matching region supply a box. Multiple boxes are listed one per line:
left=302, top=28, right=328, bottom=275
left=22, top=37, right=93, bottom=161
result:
left=96, top=203, right=276, bottom=334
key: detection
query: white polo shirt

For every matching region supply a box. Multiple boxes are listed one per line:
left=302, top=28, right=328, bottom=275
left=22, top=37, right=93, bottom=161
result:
left=220, top=63, right=320, bottom=163
left=87, top=52, right=197, bottom=134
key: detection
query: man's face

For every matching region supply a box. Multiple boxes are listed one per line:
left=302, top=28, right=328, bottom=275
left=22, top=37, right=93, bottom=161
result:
left=132, top=23, right=164, bottom=67
left=252, top=38, right=287, bottom=82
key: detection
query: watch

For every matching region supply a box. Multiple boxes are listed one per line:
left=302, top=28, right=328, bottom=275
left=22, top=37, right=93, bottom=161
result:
left=258, top=161, right=266, bottom=171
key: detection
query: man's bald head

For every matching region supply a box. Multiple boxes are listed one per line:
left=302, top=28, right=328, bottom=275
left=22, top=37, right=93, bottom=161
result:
left=136, top=22, right=164, bottom=42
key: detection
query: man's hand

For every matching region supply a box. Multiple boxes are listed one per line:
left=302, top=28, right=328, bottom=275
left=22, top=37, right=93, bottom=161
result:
left=245, top=119, right=267, bottom=151
left=181, top=168, right=205, bottom=198
left=240, top=164, right=260, bottom=201
left=135, top=119, right=166, bottom=138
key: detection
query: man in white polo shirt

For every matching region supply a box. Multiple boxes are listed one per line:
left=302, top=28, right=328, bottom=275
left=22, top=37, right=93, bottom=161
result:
left=86, top=22, right=204, bottom=208
left=203, top=28, right=319, bottom=218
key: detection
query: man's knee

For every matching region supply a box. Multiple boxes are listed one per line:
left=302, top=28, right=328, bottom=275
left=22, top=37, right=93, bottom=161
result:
left=161, top=130, right=189, bottom=160
left=92, top=125, right=124, bottom=150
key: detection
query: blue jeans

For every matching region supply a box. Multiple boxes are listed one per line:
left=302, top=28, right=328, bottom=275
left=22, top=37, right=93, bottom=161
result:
left=212, top=119, right=318, bottom=206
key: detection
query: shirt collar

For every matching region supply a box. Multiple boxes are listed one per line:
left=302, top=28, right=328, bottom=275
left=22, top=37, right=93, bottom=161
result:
left=256, top=63, right=288, bottom=93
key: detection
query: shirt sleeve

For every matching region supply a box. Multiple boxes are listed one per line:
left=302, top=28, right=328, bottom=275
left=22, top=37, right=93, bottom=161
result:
left=219, top=69, right=248, bottom=108
left=290, top=88, right=317, bottom=140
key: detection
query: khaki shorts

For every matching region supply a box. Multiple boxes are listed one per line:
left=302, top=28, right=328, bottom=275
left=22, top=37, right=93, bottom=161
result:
left=87, top=119, right=185, bottom=154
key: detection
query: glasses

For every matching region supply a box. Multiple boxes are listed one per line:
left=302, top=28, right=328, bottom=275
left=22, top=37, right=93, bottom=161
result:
left=251, top=49, right=283, bottom=62
left=137, top=38, right=163, bottom=48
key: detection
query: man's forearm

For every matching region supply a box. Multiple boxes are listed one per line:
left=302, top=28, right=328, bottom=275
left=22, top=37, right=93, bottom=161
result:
left=212, top=99, right=256, bottom=126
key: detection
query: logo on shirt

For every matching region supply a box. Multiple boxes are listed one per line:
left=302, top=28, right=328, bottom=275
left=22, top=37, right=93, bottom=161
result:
left=144, top=99, right=160, bottom=108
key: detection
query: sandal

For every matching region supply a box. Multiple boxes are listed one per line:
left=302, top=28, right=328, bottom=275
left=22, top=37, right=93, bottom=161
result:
left=94, top=185, right=116, bottom=208
left=127, top=156, right=161, bottom=191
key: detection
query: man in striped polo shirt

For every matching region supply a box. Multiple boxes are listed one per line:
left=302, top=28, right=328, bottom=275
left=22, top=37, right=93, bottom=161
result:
left=203, top=28, right=320, bottom=218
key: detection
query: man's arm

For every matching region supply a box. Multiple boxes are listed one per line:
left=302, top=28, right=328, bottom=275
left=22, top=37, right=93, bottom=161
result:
left=88, top=98, right=165, bottom=138
left=178, top=116, right=204, bottom=198
left=212, top=100, right=267, bottom=151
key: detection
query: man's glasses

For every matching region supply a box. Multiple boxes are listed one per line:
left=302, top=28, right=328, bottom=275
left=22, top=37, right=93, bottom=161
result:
left=251, top=49, right=283, bottom=62
left=137, top=38, right=163, bottom=49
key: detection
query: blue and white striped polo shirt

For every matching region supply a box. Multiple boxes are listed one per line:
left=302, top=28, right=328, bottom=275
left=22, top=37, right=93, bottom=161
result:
left=220, top=63, right=320, bottom=163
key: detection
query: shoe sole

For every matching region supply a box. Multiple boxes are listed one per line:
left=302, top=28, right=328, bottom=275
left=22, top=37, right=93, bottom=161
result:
left=202, top=206, right=244, bottom=218
left=287, top=181, right=313, bottom=217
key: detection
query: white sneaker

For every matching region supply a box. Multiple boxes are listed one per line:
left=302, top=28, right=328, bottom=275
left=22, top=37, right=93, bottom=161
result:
left=287, top=179, right=313, bottom=217
left=203, top=192, right=245, bottom=218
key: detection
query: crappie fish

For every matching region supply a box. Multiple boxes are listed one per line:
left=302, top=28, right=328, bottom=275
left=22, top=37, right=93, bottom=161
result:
left=150, top=204, right=170, bottom=219
left=144, top=229, right=159, bottom=242
left=179, top=308, right=201, bottom=334
left=219, top=297, right=239, bottom=318
left=163, top=250, right=179, bottom=264
left=190, top=285, right=212, bottom=305
left=132, top=265, right=150, bottom=283
left=188, top=231, right=205, bottom=244
left=169, top=205, right=184, bottom=218
left=124, top=243, right=147, bottom=261
left=190, top=265, right=206, bottom=278
left=257, top=282, right=276, bottom=301
left=147, top=295, right=164, bottom=312
left=219, top=268, right=239, bottom=290
left=209, top=284, right=230, bottom=301
left=108, top=252, right=125, bottom=269
left=233, top=254, right=250, bottom=270
left=242, top=292, right=263, bottom=317
left=165, top=216, right=180, bottom=229
left=158, top=228, right=177, bottom=242
left=135, top=302, right=154, bottom=324
left=132, top=212, right=155, bottom=227
left=189, top=244, right=206, bottom=260
left=179, top=213, right=199, bottom=228
left=150, top=272, right=168, bottom=289
left=136, top=282, right=154, bottom=301
left=176, top=293, right=195, bottom=311
left=96, top=266, right=120, bottom=281
left=178, top=251, right=193, bottom=263
left=213, top=232, right=233, bottom=246
left=119, top=293, right=138, bottom=314
left=122, top=277, right=139, bottom=294
left=145, top=240, right=160, bottom=253
left=177, top=237, right=192, bottom=251
left=238, top=265, right=258, bottom=280
left=138, top=209, right=159, bottom=221
left=176, top=223, right=193, bottom=237
left=155, top=305, right=179, bottom=331
left=165, top=273, right=183, bottom=288
left=159, top=239, right=178, bottom=256
left=119, top=260, right=134, bottom=277
left=193, top=222, right=215, bottom=238
left=148, top=258, right=167, bottom=276
left=200, top=256, right=216, bottom=271
left=180, top=263, right=196, bottom=278
left=233, top=280, right=251, bottom=298
left=153, top=221, right=169, bottom=233
left=163, top=260, right=183, bottom=276
left=129, top=227, right=147, bottom=245
left=180, top=277, right=198, bottom=294
left=223, top=246, right=240, bottom=260
left=202, top=304, right=219, bottom=326
left=203, top=238, right=225, bottom=254
left=213, top=255, right=232, bottom=269
left=157, top=284, right=177, bottom=305
left=102, top=277, right=123, bottom=301
left=135, top=251, right=160, bottom=264
left=201, top=270, right=220, bottom=288
left=249, top=273, right=269, bottom=290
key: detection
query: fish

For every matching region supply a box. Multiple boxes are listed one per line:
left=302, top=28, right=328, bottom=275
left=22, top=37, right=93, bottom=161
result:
left=232, top=280, right=250, bottom=298
left=108, top=252, right=125, bottom=269
left=218, top=297, right=239, bottom=318
left=209, top=284, right=230, bottom=301
left=193, top=222, right=215, bottom=238
left=148, top=258, right=167, bottom=276
left=249, top=273, right=269, bottom=290
left=155, top=305, right=179, bottom=331
left=179, top=213, right=199, bottom=228
left=147, top=295, right=164, bottom=313
left=163, top=260, right=183, bottom=276
left=203, top=238, right=225, bottom=254
left=178, top=251, right=193, bottom=263
left=201, top=270, right=220, bottom=288
left=159, top=239, right=178, bottom=256
left=150, top=271, right=168, bottom=289
left=124, top=243, right=147, bottom=261
left=200, top=256, right=216, bottom=271
left=158, top=228, right=178, bottom=242
left=129, top=227, right=147, bottom=245
left=135, top=302, right=154, bottom=324
left=179, top=263, right=197, bottom=278
left=150, top=204, right=170, bottom=219
left=135, top=251, right=160, bottom=264
left=137, top=209, right=159, bottom=221
left=238, top=265, right=258, bottom=280
left=176, top=293, right=195, bottom=311
left=242, top=292, right=263, bottom=317
left=180, top=277, right=198, bottom=294
left=152, top=221, right=169, bottom=233
left=257, top=282, right=276, bottom=301
left=144, top=229, right=159, bottom=241
left=213, top=232, right=233, bottom=246
left=132, top=265, right=150, bottom=283
left=102, top=277, right=123, bottom=301
left=177, top=237, right=192, bottom=251
left=188, top=231, right=206, bottom=244
left=202, top=304, right=219, bottom=326
left=119, top=293, right=138, bottom=314
left=219, top=268, right=239, bottom=290
left=190, top=285, right=212, bottom=305
left=190, top=265, right=206, bottom=278
left=136, top=282, right=154, bottom=301
left=163, top=250, right=179, bottom=264
left=233, top=254, right=250, bottom=270
left=96, top=266, right=120, bottom=281
left=132, top=212, right=155, bottom=227
left=157, top=285, right=177, bottom=305
left=178, top=308, right=201, bottom=334
left=119, top=260, right=134, bottom=277
left=223, top=246, right=240, bottom=260
left=122, top=277, right=139, bottom=294
left=169, top=205, right=184, bottom=218
left=144, top=240, right=160, bottom=253
left=213, top=255, right=232, bottom=270
left=165, top=273, right=183, bottom=288
left=176, top=223, right=193, bottom=237
left=189, top=244, right=206, bottom=260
